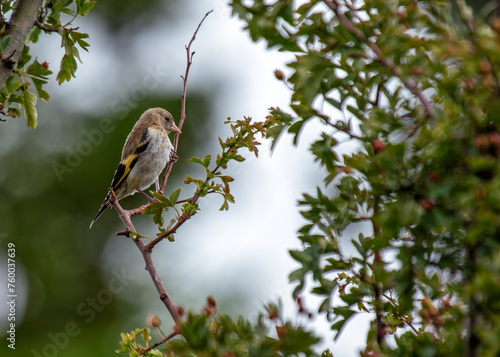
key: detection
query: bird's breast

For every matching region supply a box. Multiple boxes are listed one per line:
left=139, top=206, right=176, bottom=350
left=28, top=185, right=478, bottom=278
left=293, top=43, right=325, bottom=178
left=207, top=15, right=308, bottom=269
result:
left=125, top=129, right=173, bottom=192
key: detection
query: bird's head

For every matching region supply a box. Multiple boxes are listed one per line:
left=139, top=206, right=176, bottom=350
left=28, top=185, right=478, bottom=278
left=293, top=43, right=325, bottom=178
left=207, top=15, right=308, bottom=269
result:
left=144, top=107, right=181, bottom=134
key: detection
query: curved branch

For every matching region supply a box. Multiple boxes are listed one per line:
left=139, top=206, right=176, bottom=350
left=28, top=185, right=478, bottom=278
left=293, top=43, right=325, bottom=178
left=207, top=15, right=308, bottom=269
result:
left=109, top=190, right=183, bottom=326
left=0, top=0, right=43, bottom=89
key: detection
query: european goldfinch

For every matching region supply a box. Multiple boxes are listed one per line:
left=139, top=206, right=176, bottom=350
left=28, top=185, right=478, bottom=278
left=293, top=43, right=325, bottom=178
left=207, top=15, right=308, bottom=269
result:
left=89, top=107, right=181, bottom=228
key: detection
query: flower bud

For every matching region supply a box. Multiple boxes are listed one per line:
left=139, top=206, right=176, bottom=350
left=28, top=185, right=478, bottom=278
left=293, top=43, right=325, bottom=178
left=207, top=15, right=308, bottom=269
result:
left=147, top=314, right=161, bottom=328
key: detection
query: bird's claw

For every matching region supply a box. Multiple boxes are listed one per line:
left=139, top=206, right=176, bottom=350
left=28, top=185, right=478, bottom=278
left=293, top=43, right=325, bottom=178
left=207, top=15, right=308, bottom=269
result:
left=170, top=152, right=179, bottom=163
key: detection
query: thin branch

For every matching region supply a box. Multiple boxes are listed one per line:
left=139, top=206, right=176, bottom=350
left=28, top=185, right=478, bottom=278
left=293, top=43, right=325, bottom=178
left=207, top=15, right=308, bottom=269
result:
left=382, top=293, right=420, bottom=335
left=159, top=9, right=213, bottom=194
left=139, top=331, right=179, bottom=356
left=372, top=261, right=385, bottom=346
left=321, top=0, right=436, bottom=119
left=35, top=19, right=78, bottom=33
left=108, top=190, right=183, bottom=326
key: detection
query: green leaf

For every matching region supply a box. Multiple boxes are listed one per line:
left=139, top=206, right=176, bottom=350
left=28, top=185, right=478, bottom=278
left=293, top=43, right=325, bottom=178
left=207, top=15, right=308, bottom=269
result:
left=0, top=35, right=11, bottom=54
left=188, top=156, right=204, bottom=166
left=153, top=208, right=165, bottom=226
left=21, top=90, right=37, bottom=129
left=70, top=31, right=90, bottom=51
left=169, top=187, right=182, bottom=204
left=28, top=27, right=42, bottom=43
left=220, top=199, right=229, bottom=211
left=142, top=201, right=163, bottom=215
left=325, top=97, right=342, bottom=111
left=57, top=53, right=77, bottom=84
left=78, top=1, right=96, bottom=16
left=33, top=78, right=50, bottom=102
left=150, top=191, right=173, bottom=206
left=27, top=60, right=52, bottom=78
left=201, top=154, right=211, bottom=168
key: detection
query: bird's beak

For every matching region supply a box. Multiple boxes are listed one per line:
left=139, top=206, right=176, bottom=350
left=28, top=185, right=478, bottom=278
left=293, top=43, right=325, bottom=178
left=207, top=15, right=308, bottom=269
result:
left=171, top=123, right=182, bottom=134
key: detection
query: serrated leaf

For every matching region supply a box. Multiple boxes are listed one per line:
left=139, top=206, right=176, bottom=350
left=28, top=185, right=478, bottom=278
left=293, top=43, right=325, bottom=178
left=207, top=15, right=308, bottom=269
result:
left=57, top=53, right=77, bottom=84
left=21, top=90, right=37, bottom=129
left=27, top=60, right=52, bottom=77
left=33, top=78, right=50, bottom=102
left=70, top=31, right=90, bottom=51
left=78, top=1, right=96, bottom=16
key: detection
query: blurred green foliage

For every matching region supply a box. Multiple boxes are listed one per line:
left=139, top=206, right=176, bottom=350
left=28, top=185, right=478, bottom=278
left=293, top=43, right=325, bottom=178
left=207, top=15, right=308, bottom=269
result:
left=0, top=0, right=95, bottom=128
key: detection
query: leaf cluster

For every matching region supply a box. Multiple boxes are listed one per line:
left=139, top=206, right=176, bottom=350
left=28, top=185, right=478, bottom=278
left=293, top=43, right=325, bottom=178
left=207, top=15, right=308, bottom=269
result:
left=118, top=298, right=321, bottom=357
left=0, top=0, right=95, bottom=128
left=141, top=117, right=267, bottom=246
left=116, top=328, right=162, bottom=357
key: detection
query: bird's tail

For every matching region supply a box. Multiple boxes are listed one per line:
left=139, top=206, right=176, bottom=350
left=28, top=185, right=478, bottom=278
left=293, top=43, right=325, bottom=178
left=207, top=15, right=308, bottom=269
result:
left=89, top=193, right=111, bottom=229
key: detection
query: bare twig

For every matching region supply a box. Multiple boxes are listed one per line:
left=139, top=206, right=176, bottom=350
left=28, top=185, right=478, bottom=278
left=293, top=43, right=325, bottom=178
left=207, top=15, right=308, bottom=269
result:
left=159, top=9, right=213, bottom=194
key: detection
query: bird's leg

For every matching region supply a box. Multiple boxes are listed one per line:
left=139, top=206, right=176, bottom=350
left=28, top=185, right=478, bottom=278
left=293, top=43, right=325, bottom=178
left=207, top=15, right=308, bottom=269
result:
left=139, top=189, right=157, bottom=203
left=155, top=178, right=160, bottom=192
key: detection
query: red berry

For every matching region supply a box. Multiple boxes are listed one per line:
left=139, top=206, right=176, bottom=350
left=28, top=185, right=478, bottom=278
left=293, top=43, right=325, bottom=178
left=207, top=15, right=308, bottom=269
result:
left=372, top=139, right=385, bottom=153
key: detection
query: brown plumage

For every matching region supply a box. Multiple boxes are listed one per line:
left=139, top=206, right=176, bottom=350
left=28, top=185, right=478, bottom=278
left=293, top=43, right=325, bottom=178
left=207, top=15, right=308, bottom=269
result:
left=89, top=108, right=181, bottom=228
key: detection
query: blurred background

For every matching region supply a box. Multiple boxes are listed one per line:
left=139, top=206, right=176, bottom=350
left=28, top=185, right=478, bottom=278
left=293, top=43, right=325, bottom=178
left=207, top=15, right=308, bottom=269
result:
left=0, top=0, right=490, bottom=356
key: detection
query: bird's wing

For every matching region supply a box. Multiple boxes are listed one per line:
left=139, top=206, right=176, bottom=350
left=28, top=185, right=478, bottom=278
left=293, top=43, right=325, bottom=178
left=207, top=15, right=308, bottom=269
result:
left=111, top=129, right=150, bottom=191
left=90, top=127, right=151, bottom=229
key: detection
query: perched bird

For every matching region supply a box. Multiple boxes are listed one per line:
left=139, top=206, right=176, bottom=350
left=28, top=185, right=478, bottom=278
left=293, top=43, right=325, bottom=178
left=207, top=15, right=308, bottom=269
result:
left=89, top=107, right=181, bottom=229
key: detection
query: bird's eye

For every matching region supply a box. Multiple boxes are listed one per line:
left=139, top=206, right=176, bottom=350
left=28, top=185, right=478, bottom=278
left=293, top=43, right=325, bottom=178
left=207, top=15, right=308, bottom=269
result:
left=164, top=116, right=170, bottom=122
